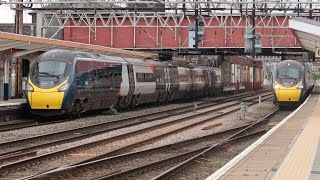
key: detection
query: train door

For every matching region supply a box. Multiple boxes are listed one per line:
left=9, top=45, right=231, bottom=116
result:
left=127, top=64, right=135, bottom=104
left=74, top=60, right=92, bottom=111
left=75, top=60, right=92, bottom=96
left=164, top=67, right=170, bottom=92
left=89, top=61, right=100, bottom=109
left=207, top=70, right=211, bottom=87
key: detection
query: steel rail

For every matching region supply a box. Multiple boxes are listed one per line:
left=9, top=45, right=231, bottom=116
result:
left=95, top=130, right=267, bottom=180
left=0, top=91, right=269, bottom=157
left=0, top=121, right=35, bottom=132
left=27, top=125, right=251, bottom=179
left=0, top=90, right=266, bottom=133
left=90, top=110, right=277, bottom=180
left=0, top=94, right=272, bottom=178
left=151, top=109, right=279, bottom=180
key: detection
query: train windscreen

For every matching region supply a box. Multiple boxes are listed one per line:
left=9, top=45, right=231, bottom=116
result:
left=37, top=61, right=67, bottom=76
left=31, top=60, right=68, bottom=89
left=276, top=67, right=301, bottom=87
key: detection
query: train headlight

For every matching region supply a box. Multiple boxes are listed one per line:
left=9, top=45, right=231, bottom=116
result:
left=59, top=83, right=70, bottom=92
left=274, top=84, right=280, bottom=90
left=25, top=82, right=34, bottom=92
left=297, top=84, right=304, bottom=89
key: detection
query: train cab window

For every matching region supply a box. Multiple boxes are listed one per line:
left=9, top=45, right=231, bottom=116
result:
left=37, top=60, right=67, bottom=77
left=277, top=68, right=300, bottom=80
left=31, top=60, right=68, bottom=89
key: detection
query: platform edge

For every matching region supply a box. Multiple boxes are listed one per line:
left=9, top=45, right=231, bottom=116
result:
left=205, top=94, right=312, bottom=180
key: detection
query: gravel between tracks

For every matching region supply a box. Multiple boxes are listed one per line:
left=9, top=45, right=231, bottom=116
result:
left=133, top=99, right=278, bottom=152
left=2, top=96, right=273, bottom=178
left=0, top=102, right=193, bottom=142
left=34, top=101, right=236, bottom=155
left=173, top=109, right=292, bottom=180
left=0, top=93, right=277, bottom=178
left=0, top=92, right=266, bottom=143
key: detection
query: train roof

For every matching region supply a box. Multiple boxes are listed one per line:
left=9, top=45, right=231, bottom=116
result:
left=124, top=57, right=163, bottom=66
left=37, top=49, right=160, bottom=64
left=38, top=49, right=77, bottom=62
left=277, top=60, right=303, bottom=68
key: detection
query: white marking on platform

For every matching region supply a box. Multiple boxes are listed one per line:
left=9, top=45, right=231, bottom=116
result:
left=206, top=94, right=311, bottom=180
left=0, top=102, right=25, bottom=107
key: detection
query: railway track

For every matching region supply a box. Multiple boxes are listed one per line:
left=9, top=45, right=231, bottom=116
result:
left=0, top=120, right=35, bottom=132
left=152, top=111, right=277, bottom=180
left=28, top=110, right=279, bottom=180
left=0, top=119, right=75, bottom=133
left=0, top=92, right=272, bottom=179
left=0, top=90, right=269, bottom=157
left=0, top=90, right=267, bottom=133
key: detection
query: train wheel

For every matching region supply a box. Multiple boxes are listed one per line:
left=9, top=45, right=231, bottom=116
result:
left=75, top=103, right=81, bottom=119
left=67, top=113, right=73, bottom=120
left=130, top=97, right=135, bottom=110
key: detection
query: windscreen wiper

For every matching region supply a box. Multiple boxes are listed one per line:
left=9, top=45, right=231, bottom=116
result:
left=39, top=72, right=60, bottom=79
left=279, top=75, right=297, bottom=79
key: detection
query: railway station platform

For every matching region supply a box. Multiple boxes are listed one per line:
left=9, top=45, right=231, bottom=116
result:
left=207, top=86, right=320, bottom=180
left=0, top=99, right=27, bottom=122
left=0, top=98, right=26, bottom=107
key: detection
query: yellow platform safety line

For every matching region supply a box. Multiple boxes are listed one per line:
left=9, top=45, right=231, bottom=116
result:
left=274, top=80, right=302, bottom=102
left=273, top=94, right=320, bottom=180
left=27, top=79, right=67, bottom=109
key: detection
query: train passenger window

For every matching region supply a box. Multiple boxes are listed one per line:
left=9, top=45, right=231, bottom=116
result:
left=90, top=69, right=97, bottom=82
left=75, top=60, right=92, bottom=87
left=97, top=71, right=102, bottom=79
left=77, top=72, right=89, bottom=87
left=114, top=73, right=118, bottom=81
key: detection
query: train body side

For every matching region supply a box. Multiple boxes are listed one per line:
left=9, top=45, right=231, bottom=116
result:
left=25, top=50, right=263, bottom=117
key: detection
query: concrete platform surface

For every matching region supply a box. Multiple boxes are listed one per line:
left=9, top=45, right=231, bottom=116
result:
left=0, top=99, right=26, bottom=107
left=207, top=86, right=320, bottom=180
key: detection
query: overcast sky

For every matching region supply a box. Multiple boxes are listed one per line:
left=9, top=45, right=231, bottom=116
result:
left=0, top=4, right=32, bottom=23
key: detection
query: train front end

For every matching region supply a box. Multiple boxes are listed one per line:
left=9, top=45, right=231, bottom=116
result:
left=25, top=50, right=73, bottom=116
left=272, top=60, right=304, bottom=106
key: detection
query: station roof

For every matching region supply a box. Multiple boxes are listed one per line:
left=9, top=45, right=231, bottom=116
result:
left=0, top=31, right=157, bottom=59
left=289, top=17, right=320, bottom=53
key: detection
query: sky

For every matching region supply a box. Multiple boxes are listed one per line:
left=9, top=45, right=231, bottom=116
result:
left=0, top=3, right=32, bottom=23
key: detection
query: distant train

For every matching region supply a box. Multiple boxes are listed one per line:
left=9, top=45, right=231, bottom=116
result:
left=25, top=49, right=262, bottom=117
left=272, top=60, right=314, bottom=107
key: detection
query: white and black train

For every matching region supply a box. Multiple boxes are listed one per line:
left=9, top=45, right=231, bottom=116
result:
left=25, top=49, right=261, bottom=117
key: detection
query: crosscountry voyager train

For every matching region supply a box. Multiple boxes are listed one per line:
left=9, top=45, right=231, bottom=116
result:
left=272, top=60, right=314, bottom=107
left=25, top=49, right=222, bottom=117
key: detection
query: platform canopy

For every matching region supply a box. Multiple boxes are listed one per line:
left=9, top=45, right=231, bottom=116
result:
left=0, top=31, right=157, bottom=59
left=289, top=17, right=320, bottom=53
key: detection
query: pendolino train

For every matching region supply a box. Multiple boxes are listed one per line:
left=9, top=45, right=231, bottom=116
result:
left=25, top=49, right=262, bottom=117
left=272, top=60, right=314, bottom=107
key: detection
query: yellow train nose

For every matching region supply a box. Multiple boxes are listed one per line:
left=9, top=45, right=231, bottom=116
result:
left=276, top=89, right=301, bottom=102
left=28, top=91, right=64, bottom=109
